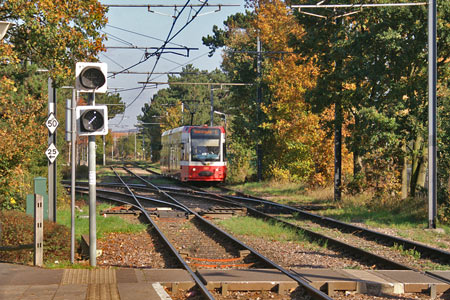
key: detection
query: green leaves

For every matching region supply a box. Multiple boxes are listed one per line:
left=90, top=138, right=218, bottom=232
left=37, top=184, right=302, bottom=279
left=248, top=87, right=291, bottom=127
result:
left=2, top=0, right=107, bottom=85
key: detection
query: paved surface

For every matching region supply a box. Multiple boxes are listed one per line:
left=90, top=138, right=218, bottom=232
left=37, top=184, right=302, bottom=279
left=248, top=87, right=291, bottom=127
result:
left=1, top=263, right=450, bottom=299
left=291, top=269, right=450, bottom=296
left=0, top=263, right=178, bottom=300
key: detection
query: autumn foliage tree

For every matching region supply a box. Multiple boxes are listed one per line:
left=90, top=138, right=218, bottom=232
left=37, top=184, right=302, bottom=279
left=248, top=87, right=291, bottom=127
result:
left=203, top=0, right=351, bottom=184
left=253, top=0, right=353, bottom=185
left=0, top=0, right=107, bottom=209
left=139, top=65, right=230, bottom=162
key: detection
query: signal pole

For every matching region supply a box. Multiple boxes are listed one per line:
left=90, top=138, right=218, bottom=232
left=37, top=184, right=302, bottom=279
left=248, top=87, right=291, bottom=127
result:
left=87, top=93, right=97, bottom=266
left=47, top=78, right=57, bottom=222
left=75, top=62, right=108, bottom=266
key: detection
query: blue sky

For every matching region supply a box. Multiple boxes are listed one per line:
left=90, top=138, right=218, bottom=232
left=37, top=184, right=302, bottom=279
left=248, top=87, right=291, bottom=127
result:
left=98, top=0, right=245, bottom=131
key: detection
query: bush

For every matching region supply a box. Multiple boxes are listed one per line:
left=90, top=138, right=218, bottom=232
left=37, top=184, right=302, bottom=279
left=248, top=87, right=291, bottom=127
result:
left=226, top=137, right=254, bottom=183
left=438, top=203, right=450, bottom=225
left=0, top=210, right=71, bottom=265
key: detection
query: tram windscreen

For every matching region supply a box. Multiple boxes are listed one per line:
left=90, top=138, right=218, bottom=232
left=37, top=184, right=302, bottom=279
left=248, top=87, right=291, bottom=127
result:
left=191, top=128, right=221, bottom=162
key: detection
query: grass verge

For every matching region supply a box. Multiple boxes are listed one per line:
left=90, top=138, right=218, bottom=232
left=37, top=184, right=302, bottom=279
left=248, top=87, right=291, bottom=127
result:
left=225, top=181, right=450, bottom=248
left=57, top=202, right=147, bottom=239
left=217, top=216, right=325, bottom=250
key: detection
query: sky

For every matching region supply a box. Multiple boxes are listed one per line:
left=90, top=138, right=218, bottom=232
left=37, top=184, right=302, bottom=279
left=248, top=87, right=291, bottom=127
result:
left=98, top=0, right=246, bottom=131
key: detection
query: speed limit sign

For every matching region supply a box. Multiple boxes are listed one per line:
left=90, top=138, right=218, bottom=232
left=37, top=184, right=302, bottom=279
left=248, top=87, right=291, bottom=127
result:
left=46, top=113, right=59, bottom=134
left=46, top=143, right=59, bottom=163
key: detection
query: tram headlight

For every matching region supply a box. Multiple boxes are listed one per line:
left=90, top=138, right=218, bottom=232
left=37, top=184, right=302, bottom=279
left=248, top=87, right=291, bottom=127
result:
left=192, top=168, right=196, bottom=172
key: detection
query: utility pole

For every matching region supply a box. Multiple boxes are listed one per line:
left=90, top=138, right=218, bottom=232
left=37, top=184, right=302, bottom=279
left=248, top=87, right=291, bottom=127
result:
left=334, top=17, right=342, bottom=203
left=428, top=0, right=437, bottom=229
left=210, top=85, right=214, bottom=126
left=256, top=35, right=263, bottom=182
left=103, top=135, right=106, bottom=166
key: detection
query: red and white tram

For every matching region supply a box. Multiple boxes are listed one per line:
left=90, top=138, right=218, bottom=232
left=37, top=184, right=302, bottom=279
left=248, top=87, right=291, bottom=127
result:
left=161, top=126, right=227, bottom=182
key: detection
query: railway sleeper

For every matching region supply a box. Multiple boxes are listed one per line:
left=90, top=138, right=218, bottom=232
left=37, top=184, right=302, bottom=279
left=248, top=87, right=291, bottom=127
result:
left=179, top=249, right=251, bottom=261
left=197, top=269, right=299, bottom=296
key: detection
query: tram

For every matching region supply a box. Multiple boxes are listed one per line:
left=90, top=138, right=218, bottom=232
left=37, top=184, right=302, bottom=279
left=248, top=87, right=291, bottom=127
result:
left=160, top=126, right=227, bottom=182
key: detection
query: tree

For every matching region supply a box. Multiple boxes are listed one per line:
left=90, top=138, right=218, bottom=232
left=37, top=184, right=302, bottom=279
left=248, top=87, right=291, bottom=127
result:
left=139, top=65, right=230, bottom=161
left=292, top=0, right=450, bottom=198
left=202, top=0, right=350, bottom=184
left=1, top=0, right=107, bottom=85
left=253, top=0, right=349, bottom=184
left=0, top=0, right=108, bottom=209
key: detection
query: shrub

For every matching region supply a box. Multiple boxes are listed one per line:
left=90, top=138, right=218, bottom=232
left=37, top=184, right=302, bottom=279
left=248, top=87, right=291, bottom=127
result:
left=0, top=210, right=71, bottom=265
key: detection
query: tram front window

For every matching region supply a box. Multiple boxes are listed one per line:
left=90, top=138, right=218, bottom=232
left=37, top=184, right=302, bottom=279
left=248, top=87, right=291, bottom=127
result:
left=191, top=140, right=220, bottom=161
left=191, top=128, right=221, bottom=162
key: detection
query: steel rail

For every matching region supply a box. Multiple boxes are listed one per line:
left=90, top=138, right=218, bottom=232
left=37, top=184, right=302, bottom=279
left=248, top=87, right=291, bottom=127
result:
left=110, top=167, right=216, bottom=300
left=73, top=182, right=450, bottom=288
left=143, top=184, right=414, bottom=269
left=132, top=165, right=450, bottom=263
left=69, top=185, right=189, bottom=213
left=0, top=244, right=34, bottom=251
left=143, top=181, right=414, bottom=271
left=223, top=193, right=450, bottom=264
left=126, top=165, right=450, bottom=285
left=123, top=166, right=334, bottom=300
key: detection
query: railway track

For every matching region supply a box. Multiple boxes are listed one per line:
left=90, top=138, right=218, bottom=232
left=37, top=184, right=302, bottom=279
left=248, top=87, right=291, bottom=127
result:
left=115, top=166, right=334, bottom=299
left=69, top=165, right=450, bottom=298
left=71, top=166, right=333, bottom=300
left=121, top=166, right=450, bottom=270
left=215, top=191, right=450, bottom=268
left=71, top=166, right=450, bottom=272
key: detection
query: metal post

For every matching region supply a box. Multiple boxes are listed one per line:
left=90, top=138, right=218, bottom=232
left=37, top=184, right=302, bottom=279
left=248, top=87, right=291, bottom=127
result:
left=210, top=85, right=214, bottom=126
left=65, top=99, right=71, bottom=142
left=70, top=89, right=76, bottom=264
left=181, top=102, right=184, bottom=125
left=333, top=17, right=342, bottom=203
left=134, top=132, right=137, bottom=160
left=256, top=35, right=263, bottom=181
left=47, top=78, right=57, bottom=222
left=142, top=134, right=145, bottom=160
left=88, top=93, right=97, bottom=266
left=334, top=99, right=342, bottom=202
left=428, top=0, right=437, bottom=229
left=34, top=194, right=43, bottom=267
left=103, top=135, right=106, bottom=166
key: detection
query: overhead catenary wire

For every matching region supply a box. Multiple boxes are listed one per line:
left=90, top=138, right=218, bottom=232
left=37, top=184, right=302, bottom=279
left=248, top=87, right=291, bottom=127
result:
left=107, top=51, right=211, bottom=95
left=106, top=24, right=187, bottom=48
left=103, top=3, right=239, bottom=8
left=109, top=1, right=199, bottom=79
left=115, top=1, right=200, bottom=125
left=116, top=0, right=211, bottom=126
left=101, top=53, right=126, bottom=69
